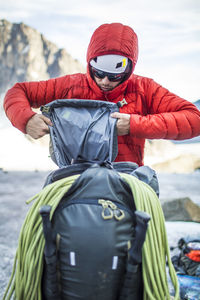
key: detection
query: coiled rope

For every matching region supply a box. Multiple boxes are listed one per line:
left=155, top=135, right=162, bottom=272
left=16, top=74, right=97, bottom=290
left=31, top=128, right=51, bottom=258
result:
left=3, top=174, right=80, bottom=300
left=120, top=172, right=179, bottom=300
left=3, top=172, right=179, bottom=300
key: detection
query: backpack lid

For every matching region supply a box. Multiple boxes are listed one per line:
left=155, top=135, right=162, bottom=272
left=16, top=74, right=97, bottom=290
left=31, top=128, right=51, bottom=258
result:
left=41, top=99, right=119, bottom=167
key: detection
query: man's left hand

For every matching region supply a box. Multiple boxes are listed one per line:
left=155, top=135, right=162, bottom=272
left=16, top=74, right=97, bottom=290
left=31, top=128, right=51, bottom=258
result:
left=110, top=112, right=130, bottom=136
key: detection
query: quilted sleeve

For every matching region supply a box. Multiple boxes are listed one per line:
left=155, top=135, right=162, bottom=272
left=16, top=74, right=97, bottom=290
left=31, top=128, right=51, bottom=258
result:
left=130, top=79, right=200, bottom=140
left=3, top=75, right=82, bottom=133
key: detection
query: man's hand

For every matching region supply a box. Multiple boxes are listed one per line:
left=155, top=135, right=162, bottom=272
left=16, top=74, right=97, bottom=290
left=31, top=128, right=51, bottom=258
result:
left=110, top=112, right=130, bottom=136
left=26, top=114, right=53, bottom=139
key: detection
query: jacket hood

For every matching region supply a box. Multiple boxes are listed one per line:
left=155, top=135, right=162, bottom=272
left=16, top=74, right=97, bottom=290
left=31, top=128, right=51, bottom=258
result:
left=86, top=23, right=138, bottom=73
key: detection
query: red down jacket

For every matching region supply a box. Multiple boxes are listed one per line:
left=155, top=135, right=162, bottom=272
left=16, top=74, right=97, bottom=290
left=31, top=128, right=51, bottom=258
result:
left=4, top=23, right=200, bottom=166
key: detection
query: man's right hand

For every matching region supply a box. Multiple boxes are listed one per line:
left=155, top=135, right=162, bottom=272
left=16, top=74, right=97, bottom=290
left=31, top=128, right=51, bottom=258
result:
left=26, top=114, right=53, bottom=139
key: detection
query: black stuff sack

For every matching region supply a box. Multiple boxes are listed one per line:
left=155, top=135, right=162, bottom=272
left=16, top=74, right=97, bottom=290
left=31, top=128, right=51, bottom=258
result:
left=41, top=99, right=119, bottom=167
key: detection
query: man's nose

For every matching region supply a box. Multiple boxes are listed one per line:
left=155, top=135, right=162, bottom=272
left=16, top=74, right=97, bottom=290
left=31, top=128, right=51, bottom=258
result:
left=101, top=76, right=110, bottom=84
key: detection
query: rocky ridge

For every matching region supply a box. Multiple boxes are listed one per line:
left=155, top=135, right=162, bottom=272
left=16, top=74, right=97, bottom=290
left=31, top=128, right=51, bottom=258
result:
left=144, top=139, right=200, bottom=173
left=0, top=19, right=85, bottom=96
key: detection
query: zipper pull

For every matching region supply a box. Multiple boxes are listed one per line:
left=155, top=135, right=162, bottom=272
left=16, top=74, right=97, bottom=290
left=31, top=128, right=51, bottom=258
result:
left=117, top=98, right=128, bottom=108
left=98, top=199, right=113, bottom=220
left=40, top=106, right=51, bottom=113
left=106, top=200, right=117, bottom=210
left=114, top=209, right=125, bottom=221
left=98, top=200, right=125, bottom=221
left=106, top=200, right=125, bottom=221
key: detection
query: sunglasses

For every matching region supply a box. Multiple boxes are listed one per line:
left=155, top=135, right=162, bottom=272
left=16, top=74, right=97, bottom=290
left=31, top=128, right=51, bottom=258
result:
left=91, top=67, right=126, bottom=82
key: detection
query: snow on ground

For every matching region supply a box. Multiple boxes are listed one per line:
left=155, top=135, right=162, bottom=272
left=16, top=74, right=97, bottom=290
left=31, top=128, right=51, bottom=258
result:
left=0, top=126, right=57, bottom=171
left=166, top=221, right=200, bottom=248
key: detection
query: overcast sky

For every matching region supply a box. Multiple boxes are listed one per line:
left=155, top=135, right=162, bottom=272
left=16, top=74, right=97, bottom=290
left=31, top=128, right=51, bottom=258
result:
left=1, top=0, right=200, bottom=101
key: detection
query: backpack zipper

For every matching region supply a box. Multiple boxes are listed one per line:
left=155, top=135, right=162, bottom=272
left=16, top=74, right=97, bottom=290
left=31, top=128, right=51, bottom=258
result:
left=57, top=198, right=135, bottom=220
left=98, top=199, right=125, bottom=220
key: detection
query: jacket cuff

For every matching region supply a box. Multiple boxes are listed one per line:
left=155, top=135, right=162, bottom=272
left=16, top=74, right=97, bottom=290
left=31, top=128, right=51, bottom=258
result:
left=12, top=110, right=36, bottom=134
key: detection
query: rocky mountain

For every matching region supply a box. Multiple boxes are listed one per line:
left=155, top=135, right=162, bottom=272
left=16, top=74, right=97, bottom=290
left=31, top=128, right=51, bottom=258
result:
left=0, top=19, right=85, bottom=97
left=0, top=19, right=85, bottom=170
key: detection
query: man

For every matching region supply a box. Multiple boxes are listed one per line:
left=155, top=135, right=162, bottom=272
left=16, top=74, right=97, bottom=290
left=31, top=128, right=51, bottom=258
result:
left=3, top=23, right=200, bottom=166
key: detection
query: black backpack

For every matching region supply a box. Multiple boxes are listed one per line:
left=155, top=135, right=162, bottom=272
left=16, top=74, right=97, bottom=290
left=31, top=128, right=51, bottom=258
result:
left=40, top=99, right=157, bottom=300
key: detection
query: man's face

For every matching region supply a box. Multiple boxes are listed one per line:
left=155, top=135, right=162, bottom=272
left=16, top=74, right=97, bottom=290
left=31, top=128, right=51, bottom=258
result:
left=94, top=75, right=120, bottom=92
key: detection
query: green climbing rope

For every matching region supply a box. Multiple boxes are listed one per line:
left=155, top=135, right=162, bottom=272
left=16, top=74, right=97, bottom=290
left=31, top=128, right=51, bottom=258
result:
left=3, top=174, right=80, bottom=300
left=3, top=172, right=179, bottom=300
left=120, top=172, right=179, bottom=300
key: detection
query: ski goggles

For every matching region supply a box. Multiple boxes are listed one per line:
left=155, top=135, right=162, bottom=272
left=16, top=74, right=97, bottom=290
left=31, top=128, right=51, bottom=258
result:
left=90, top=66, right=126, bottom=82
